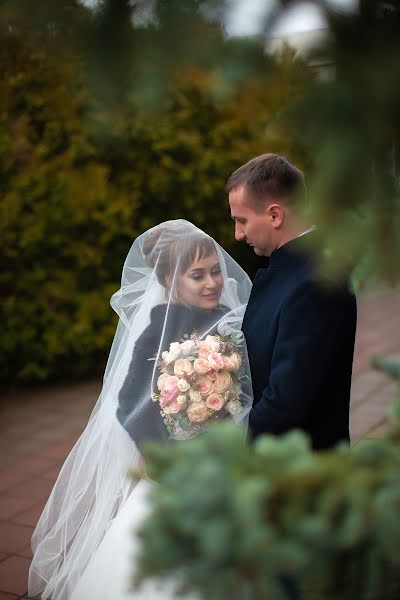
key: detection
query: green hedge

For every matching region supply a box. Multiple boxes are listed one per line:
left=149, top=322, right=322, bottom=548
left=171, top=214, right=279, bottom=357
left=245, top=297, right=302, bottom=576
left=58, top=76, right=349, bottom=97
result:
left=1, top=29, right=310, bottom=385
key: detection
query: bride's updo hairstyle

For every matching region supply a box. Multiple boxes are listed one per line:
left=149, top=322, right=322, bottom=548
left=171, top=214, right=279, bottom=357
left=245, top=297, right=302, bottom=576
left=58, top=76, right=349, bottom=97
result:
left=142, top=223, right=216, bottom=288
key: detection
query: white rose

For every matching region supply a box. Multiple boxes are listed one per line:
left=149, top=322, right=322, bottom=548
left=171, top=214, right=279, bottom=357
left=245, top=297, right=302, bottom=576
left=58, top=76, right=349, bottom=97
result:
left=226, top=400, right=242, bottom=416
left=169, top=342, right=181, bottom=360
left=189, top=389, right=202, bottom=402
left=163, top=352, right=175, bottom=364
left=205, top=335, right=221, bottom=352
left=177, top=394, right=187, bottom=405
left=180, top=339, right=196, bottom=356
left=177, top=378, right=190, bottom=392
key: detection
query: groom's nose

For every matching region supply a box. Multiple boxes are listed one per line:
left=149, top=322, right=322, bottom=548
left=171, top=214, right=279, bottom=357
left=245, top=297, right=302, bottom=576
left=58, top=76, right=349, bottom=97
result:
left=235, top=223, right=245, bottom=241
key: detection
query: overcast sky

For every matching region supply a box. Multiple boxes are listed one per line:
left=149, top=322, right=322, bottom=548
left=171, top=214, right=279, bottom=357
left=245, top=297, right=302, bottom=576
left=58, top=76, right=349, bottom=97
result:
left=81, top=0, right=357, bottom=37
left=226, top=0, right=357, bottom=37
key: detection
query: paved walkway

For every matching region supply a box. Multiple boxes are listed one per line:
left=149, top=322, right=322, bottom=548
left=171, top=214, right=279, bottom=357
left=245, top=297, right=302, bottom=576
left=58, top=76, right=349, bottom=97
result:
left=0, top=288, right=399, bottom=599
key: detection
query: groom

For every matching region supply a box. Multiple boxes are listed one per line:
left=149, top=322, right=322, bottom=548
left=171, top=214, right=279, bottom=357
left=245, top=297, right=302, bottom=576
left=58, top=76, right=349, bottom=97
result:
left=227, top=154, right=357, bottom=450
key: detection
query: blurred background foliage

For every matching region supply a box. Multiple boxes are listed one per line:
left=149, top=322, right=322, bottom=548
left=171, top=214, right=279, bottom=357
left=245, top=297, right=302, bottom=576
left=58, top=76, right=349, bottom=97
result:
left=1, top=0, right=399, bottom=385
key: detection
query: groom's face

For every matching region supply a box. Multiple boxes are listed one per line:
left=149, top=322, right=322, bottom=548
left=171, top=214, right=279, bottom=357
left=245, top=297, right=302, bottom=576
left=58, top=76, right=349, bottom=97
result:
left=229, top=185, right=278, bottom=257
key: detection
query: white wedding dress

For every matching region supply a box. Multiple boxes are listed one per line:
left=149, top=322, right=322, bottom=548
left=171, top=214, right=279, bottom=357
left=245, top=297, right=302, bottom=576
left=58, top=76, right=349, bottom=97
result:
left=71, top=476, right=198, bottom=600
left=29, top=222, right=252, bottom=600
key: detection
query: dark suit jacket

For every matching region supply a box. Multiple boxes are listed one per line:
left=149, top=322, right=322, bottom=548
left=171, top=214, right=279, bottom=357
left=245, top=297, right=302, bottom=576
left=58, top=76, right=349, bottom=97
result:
left=242, top=235, right=357, bottom=450
left=117, top=303, right=227, bottom=450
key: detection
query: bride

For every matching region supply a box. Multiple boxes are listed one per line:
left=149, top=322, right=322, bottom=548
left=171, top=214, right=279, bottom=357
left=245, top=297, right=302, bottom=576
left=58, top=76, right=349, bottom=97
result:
left=29, top=220, right=253, bottom=600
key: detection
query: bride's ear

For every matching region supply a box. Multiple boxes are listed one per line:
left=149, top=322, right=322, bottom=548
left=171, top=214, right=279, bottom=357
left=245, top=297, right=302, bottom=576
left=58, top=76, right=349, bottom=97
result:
left=165, top=274, right=172, bottom=289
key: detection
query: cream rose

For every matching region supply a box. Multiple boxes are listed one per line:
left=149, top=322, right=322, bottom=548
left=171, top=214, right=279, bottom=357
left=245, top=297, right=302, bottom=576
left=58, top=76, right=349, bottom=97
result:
left=222, top=355, right=234, bottom=370
left=180, top=339, right=196, bottom=356
left=208, top=352, right=225, bottom=371
left=204, top=335, right=221, bottom=352
left=187, top=401, right=209, bottom=423
left=193, top=357, right=211, bottom=375
left=205, top=393, right=225, bottom=411
left=229, top=352, right=242, bottom=372
left=189, top=388, right=202, bottom=402
left=174, top=358, right=194, bottom=377
left=213, top=370, right=232, bottom=394
left=197, top=376, right=214, bottom=396
left=176, top=394, right=188, bottom=406
left=177, top=378, right=190, bottom=392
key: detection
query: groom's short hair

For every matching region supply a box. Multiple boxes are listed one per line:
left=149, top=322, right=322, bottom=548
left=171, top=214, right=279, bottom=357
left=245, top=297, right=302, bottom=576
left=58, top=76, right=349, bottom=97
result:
left=226, top=153, right=305, bottom=206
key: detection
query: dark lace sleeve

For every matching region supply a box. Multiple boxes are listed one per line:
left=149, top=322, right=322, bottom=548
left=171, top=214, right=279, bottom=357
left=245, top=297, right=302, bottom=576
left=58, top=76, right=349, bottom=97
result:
left=116, top=307, right=170, bottom=450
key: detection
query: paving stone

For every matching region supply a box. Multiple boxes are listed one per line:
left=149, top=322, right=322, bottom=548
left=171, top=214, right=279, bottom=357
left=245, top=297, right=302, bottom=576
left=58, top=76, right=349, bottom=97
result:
left=40, top=465, right=62, bottom=483
left=0, top=556, right=30, bottom=596
left=350, top=370, right=391, bottom=409
left=350, top=382, right=398, bottom=442
left=0, top=494, right=43, bottom=523
left=9, top=456, right=58, bottom=477
left=0, top=523, right=33, bottom=554
left=6, top=478, right=55, bottom=504
left=37, top=437, right=78, bottom=461
left=16, top=544, right=33, bottom=560
left=0, top=592, right=19, bottom=600
left=12, top=502, right=45, bottom=529
left=0, top=472, right=28, bottom=496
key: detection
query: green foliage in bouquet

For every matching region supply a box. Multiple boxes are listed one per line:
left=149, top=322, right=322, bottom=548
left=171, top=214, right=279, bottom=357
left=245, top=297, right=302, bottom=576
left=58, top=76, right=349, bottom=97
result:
left=136, top=401, right=400, bottom=599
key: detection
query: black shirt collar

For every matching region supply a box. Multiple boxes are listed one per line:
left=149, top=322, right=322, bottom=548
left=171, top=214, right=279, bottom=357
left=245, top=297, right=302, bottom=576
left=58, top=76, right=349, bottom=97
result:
left=269, top=233, right=315, bottom=271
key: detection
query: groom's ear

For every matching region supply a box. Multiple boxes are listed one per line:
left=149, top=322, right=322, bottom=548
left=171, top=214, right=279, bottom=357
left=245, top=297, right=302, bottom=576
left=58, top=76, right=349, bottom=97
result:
left=267, top=203, right=284, bottom=229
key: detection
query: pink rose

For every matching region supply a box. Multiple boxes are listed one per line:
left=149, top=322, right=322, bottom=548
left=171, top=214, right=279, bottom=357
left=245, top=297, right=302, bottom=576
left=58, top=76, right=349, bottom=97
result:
left=208, top=352, right=225, bottom=371
left=213, top=370, right=232, bottom=394
left=197, top=377, right=214, bottom=396
left=197, top=341, right=211, bottom=357
left=187, top=401, right=210, bottom=423
left=207, top=369, right=218, bottom=381
left=174, top=358, right=194, bottom=377
left=194, top=357, right=211, bottom=375
left=162, top=376, right=180, bottom=404
left=205, top=393, right=225, bottom=411
left=169, top=400, right=185, bottom=413
left=157, top=373, right=170, bottom=392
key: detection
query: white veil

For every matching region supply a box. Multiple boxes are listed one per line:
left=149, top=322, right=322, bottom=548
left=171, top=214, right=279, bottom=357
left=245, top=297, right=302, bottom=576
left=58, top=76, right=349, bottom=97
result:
left=29, top=220, right=253, bottom=600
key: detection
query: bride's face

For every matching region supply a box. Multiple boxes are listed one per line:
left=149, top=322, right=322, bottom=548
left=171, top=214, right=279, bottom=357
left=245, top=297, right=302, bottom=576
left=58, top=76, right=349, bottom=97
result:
left=176, top=251, right=223, bottom=309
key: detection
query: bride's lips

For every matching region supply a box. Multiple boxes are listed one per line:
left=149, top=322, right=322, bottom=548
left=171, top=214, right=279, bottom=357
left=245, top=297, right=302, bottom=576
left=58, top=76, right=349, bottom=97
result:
left=202, top=292, right=219, bottom=299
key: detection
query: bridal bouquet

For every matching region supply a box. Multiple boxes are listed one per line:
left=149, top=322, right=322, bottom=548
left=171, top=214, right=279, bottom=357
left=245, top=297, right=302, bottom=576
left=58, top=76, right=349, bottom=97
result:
left=152, top=332, right=245, bottom=440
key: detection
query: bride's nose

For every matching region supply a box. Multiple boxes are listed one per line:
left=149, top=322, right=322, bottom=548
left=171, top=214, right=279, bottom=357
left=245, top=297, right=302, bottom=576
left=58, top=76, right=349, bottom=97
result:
left=204, top=273, right=218, bottom=288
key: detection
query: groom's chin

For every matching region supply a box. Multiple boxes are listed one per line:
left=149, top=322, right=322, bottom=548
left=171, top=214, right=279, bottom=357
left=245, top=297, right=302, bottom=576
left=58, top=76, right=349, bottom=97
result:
left=253, top=247, right=265, bottom=257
